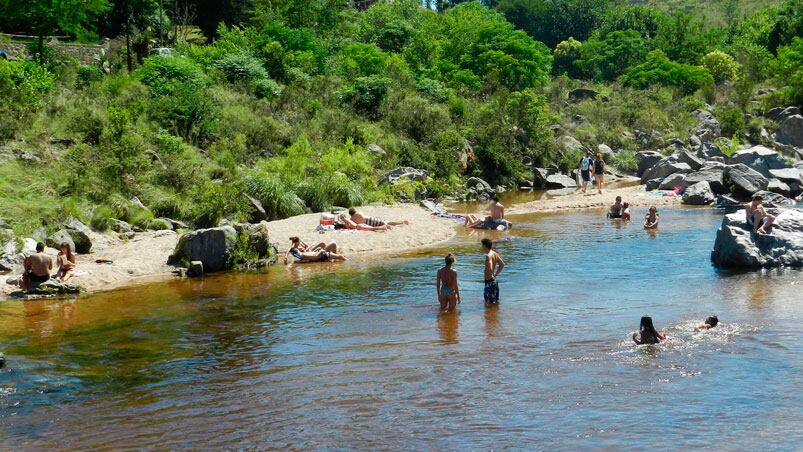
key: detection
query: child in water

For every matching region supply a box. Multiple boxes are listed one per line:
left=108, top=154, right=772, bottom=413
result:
left=695, top=315, right=719, bottom=332
left=644, top=206, right=660, bottom=229
left=436, top=253, right=461, bottom=311
left=622, top=202, right=631, bottom=221
left=633, top=316, right=666, bottom=345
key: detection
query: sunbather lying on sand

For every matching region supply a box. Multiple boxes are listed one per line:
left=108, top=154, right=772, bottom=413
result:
left=339, top=214, right=391, bottom=231
left=290, top=236, right=338, bottom=253
left=284, top=237, right=346, bottom=263
left=348, top=208, right=409, bottom=227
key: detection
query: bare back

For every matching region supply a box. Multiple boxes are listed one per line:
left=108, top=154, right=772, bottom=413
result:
left=490, top=202, right=504, bottom=220
left=484, top=250, right=505, bottom=281
left=437, top=266, right=458, bottom=291
left=25, top=252, right=53, bottom=277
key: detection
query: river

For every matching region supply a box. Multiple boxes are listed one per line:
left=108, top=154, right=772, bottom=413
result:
left=1, top=207, right=801, bottom=449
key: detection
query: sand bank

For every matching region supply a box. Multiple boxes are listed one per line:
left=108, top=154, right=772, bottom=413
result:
left=508, top=185, right=682, bottom=215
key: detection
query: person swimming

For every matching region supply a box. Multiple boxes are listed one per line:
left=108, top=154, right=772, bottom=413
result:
left=436, top=253, right=461, bottom=311
left=632, top=316, right=666, bottom=344
left=695, top=315, right=719, bottom=332
left=607, top=196, right=624, bottom=219
left=644, top=206, right=660, bottom=229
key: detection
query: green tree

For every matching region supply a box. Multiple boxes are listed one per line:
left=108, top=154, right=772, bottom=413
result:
left=553, top=37, right=582, bottom=77
left=497, top=0, right=608, bottom=48
left=777, top=37, right=803, bottom=106
left=622, top=50, right=714, bottom=94
left=575, top=30, right=648, bottom=81
left=594, top=5, right=666, bottom=40
left=700, top=50, right=741, bottom=83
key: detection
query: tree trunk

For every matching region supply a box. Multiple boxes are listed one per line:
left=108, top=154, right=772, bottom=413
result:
left=38, top=35, right=45, bottom=65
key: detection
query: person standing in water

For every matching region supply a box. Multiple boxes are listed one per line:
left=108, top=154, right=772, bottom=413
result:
left=593, top=152, right=606, bottom=194
left=644, top=206, right=660, bottom=229
left=633, top=316, right=666, bottom=344
left=481, top=238, right=505, bottom=305
left=436, top=253, right=460, bottom=311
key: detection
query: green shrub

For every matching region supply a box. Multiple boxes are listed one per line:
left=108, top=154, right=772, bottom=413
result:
left=622, top=50, right=714, bottom=94
left=575, top=30, right=649, bottom=81
left=416, top=78, right=451, bottom=103
left=776, top=37, right=803, bottom=107
left=243, top=172, right=306, bottom=219
left=339, top=75, right=391, bottom=117
left=553, top=37, right=582, bottom=77
left=75, top=64, right=104, bottom=88
left=135, top=56, right=207, bottom=96
left=700, top=51, right=741, bottom=83
left=337, top=43, right=390, bottom=79
left=90, top=205, right=114, bottom=231
left=190, top=181, right=247, bottom=228
left=718, top=107, right=747, bottom=138
left=216, top=53, right=269, bottom=83
left=149, top=82, right=218, bottom=143
left=254, top=78, right=282, bottom=99
left=388, top=95, right=450, bottom=143
left=610, top=149, right=638, bottom=174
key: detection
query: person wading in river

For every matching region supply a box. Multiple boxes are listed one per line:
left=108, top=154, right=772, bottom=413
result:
left=481, top=238, right=505, bottom=305
left=436, top=253, right=460, bottom=311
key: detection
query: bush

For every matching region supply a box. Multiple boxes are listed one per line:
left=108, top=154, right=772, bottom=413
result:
left=76, top=64, right=104, bottom=88
left=339, top=75, right=391, bottom=117
left=416, top=78, right=451, bottom=102
left=700, top=51, right=741, bottom=83
left=243, top=172, right=306, bottom=220
left=337, top=43, right=389, bottom=79
left=622, top=50, right=714, bottom=94
left=90, top=205, right=114, bottom=231
left=388, top=95, right=450, bottom=143
left=776, top=37, right=803, bottom=107
left=190, top=181, right=247, bottom=228
left=718, top=107, right=747, bottom=138
left=575, top=30, right=649, bottom=81
left=553, top=37, right=582, bottom=77
left=254, top=78, right=282, bottom=99
left=135, top=56, right=207, bottom=96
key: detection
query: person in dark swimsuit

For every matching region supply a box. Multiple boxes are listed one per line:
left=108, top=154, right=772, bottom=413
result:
left=436, top=253, right=461, bottom=311
left=607, top=196, right=624, bottom=219
left=593, top=153, right=606, bottom=194
left=632, top=316, right=666, bottom=345
left=285, top=237, right=346, bottom=263
left=482, top=238, right=505, bottom=305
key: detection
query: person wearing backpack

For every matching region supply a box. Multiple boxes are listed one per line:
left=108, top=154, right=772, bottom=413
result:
left=578, top=151, right=594, bottom=194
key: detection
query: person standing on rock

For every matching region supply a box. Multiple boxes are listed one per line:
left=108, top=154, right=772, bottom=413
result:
left=21, top=242, right=53, bottom=292
left=593, top=152, right=606, bottom=194
left=578, top=151, right=594, bottom=194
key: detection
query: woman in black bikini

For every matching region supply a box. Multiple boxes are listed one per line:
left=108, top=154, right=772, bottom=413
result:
left=593, top=152, right=606, bottom=194
left=284, top=237, right=347, bottom=263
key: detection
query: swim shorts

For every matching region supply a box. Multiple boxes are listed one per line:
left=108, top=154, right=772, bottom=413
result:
left=581, top=170, right=591, bottom=182
left=484, top=279, right=499, bottom=304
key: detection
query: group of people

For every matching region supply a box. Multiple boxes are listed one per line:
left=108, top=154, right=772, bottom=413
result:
left=633, top=315, right=719, bottom=345
left=578, top=151, right=607, bottom=195
left=20, top=242, right=76, bottom=292
left=464, top=195, right=512, bottom=230
left=607, top=196, right=660, bottom=229
left=436, top=238, right=505, bottom=311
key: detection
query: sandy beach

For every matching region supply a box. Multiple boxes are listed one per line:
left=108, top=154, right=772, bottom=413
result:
left=508, top=184, right=682, bottom=215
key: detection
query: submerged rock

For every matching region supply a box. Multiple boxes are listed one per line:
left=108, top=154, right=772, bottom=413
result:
left=712, top=209, right=803, bottom=268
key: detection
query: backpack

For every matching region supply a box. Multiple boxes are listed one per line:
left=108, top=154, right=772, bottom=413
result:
left=580, top=156, right=592, bottom=170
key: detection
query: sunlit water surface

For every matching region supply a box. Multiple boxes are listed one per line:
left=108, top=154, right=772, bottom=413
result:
left=1, top=207, right=801, bottom=449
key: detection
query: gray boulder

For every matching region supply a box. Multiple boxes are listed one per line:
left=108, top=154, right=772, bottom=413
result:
left=753, top=190, right=795, bottom=208
left=767, top=179, right=792, bottom=197
left=682, top=181, right=715, bottom=205
left=636, top=151, right=664, bottom=177
left=645, top=178, right=662, bottom=191
left=729, top=146, right=789, bottom=176
left=683, top=167, right=727, bottom=195
left=693, top=110, right=721, bottom=143
left=110, top=219, right=132, bottom=234
left=714, top=195, right=742, bottom=212
left=659, top=173, right=686, bottom=190
left=467, top=177, right=494, bottom=195
left=598, top=144, right=614, bottom=158
left=712, top=209, right=803, bottom=268
left=545, top=173, right=578, bottom=189
left=46, top=230, right=75, bottom=252
left=560, top=135, right=584, bottom=152
left=726, top=164, right=769, bottom=196
left=381, top=167, right=427, bottom=185
left=568, top=88, right=599, bottom=101
left=641, top=161, right=692, bottom=184
left=697, top=142, right=724, bottom=160
left=0, top=240, right=18, bottom=272
left=769, top=167, right=803, bottom=185
left=676, top=151, right=703, bottom=171
left=420, top=200, right=448, bottom=217
left=169, top=226, right=237, bottom=273
left=65, top=219, right=92, bottom=253
left=775, top=115, right=803, bottom=148
left=766, top=106, right=800, bottom=123
left=246, top=194, right=267, bottom=223
left=367, top=143, right=386, bottom=155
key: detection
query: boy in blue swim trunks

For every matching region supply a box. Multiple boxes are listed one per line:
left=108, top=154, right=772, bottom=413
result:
left=481, top=238, right=505, bottom=305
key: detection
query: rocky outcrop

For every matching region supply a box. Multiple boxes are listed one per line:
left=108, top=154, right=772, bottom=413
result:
left=46, top=230, right=75, bottom=252
left=775, top=115, right=803, bottom=148
left=169, top=226, right=237, bottom=273
left=560, top=135, right=584, bottom=152
left=682, top=181, right=715, bottom=205
left=766, top=106, right=799, bottom=123
left=381, top=167, right=428, bottom=185
left=534, top=168, right=577, bottom=189
left=246, top=194, right=268, bottom=223
left=64, top=219, right=92, bottom=253
left=658, top=173, right=686, bottom=190
left=767, top=178, right=793, bottom=197
left=712, top=209, right=803, bottom=268
left=714, top=195, right=742, bottom=212
left=728, top=146, right=790, bottom=177
left=693, top=110, right=721, bottom=143
left=641, top=160, right=692, bottom=183
left=676, top=151, right=703, bottom=171
left=726, top=164, right=768, bottom=197
left=683, top=166, right=727, bottom=194
left=752, top=190, right=795, bottom=208
left=636, top=151, right=663, bottom=177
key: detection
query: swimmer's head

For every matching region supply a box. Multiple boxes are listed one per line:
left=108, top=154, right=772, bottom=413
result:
left=445, top=253, right=455, bottom=266
left=705, top=315, right=718, bottom=327
left=289, top=236, right=300, bottom=244
left=615, top=196, right=622, bottom=202
left=481, top=238, right=493, bottom=250
left=623, top=202, right=630, bottom=209
left=348, top=208, right=356, bottom=216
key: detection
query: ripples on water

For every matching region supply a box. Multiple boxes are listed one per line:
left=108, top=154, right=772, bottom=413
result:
left=1, top=208, right=802, bottom=449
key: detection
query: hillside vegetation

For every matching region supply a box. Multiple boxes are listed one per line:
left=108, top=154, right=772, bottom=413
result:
left=0, top=0, right=801, bottom=237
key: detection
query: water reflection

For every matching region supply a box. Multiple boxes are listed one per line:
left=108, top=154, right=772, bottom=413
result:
left=484, top=304, right=500, bottom=338
left=437, top=310, right=459, bottom=344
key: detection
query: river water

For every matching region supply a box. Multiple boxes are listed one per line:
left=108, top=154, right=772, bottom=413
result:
left=1, top=207, right=801, bottom=449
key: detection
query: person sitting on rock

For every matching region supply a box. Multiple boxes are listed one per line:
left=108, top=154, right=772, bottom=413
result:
left=632, top=316, right=666, bottom=345
left=339, top=214, right=391, bottom=232
left=54, top=243, right=76, bottom=282
left=607, top=196, right=624, bottom=219
left=622, top=202, right=631, bottom=221
left=644, top=206, right=660, bottom=229
left=746, top=194, right=776, bottom=235
left=284, top=237, right=346, bottom=264
left=695, top=315, right=719, bottom=332
left=348, top=208, right=408, bottom=228
left=289, top=236, right=338, bottom=254
left=21, top=242, right=53, bottom=292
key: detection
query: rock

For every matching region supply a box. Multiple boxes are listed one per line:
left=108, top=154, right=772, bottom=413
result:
left=545, top=173, right=578, bottom=189
left=467, top=177, right=494, bottom=194
left=768, top=168, right=803, bottom=196
left=689, top=134, right=702, bottom=149
left=367, top=143, right=386, bottom=155
left=696, top=143, right=723, bottom=161
left=766, top=106, right=800, bottom=123
left=658, top=173, right=686, bottom=190
left=726, top=164, right=769, bottom=197
left=693, top=110, right=721, bottom=143
left=110, top=219, right=132, bottom=234
left=164, top=218, right=189, bottom=230
left=0, top=240, right=19, bottom=272
left=775, top=115, right=803, bottom=148
left=46, top=230, right=75, bottom=252
left=246, top=221, right=272, bottom=258
left=682, top=181, right=715, bottom=205
left=641, top=161, right=692, bottom=184
left=65, top=219, right=92, bottom=253
left=753, top=190, right=795, bottom=208
left=683, top=167, right=727, bottom=195
left=572, top=114, right=587, bottom=125
left=712, top=209, right=803, bottom=268
left=119, top=231, right=135, bottom=240
left=420, top=200, right=448, bottom=217
left=188, top=261, right=204, bottom=277
left=729, top=146, right=790, bottom=176
left=714, top=195, right=742, bottom=212
left=130, top=197, right=146, bottom=209
left=21, top=238, right=37, bottom=256
left=635, top=151, right=664, bottom=177
left=560, top=135, right=584, bottom=152
left=597, top=144, right=613, bottom=157
left=381, top=167, right=427, bottom=185
left=169, top=226, right=237, bottom=273
left=767, top=178, right=793, bottom=197
left=645, top=178, right=662, bottom=191
left=26, top=279, right=81, bottom=295
left=567, top=88, right=599, bottom=101
left=245, top=194, right=267, bottom=223
left=676, top=151, right=703, bottom=171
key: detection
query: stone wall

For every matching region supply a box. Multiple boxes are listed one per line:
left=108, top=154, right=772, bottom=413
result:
left=1, top=39, right=108, bottom=64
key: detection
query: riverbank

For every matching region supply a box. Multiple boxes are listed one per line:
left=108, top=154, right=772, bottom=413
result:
left=507, top=185, right=683, bottom=215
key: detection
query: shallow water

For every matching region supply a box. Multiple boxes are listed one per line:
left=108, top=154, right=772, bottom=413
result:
left=1, top=207, right=802, bottom=449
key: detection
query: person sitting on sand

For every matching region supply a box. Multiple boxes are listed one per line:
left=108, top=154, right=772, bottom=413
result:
left=284, top=237, right=346, bottom=263
left=632, top=316, right=666, bottom=345
left=463, top=214, right=489, bottom=228
left=644, top=206, right=660, bottom=229
left=436, top=253, right=461, bottom=311
left=339, top=214, right=392, bottom=231
left=21, top=242, right=53, bottom=292
left=348, top=208, right=408, bottom=228
left=290, top=236, right=338, bottom=254
left=53, top=243, right=76, bottom=282
left=695, top=315, right=719, bottom=332
left=746, top=194, right=775, bottom=235
left=607, top=196, right=624, bottom=219
left=622, top=202, right=631, bottom=221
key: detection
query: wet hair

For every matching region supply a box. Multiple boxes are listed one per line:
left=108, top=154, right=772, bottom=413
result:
left=705, top=315, right=718, bottom=327
left=623, top=202, right=630, bottom=209
left=481, top=238, right=493, bottom=250
left=491, top=194, right=499, bottom=202
left=289, top=236, right=300, bottom=244
left=649, top=206, right=657, bottom=213
left=35, top=242, right=45, bottom=252
left=752, top=193, right=763, bottom=201
left=637, top=316, right=661, bottom=344
left=348, top=208, right=356, bottom=215
left=615, top=196, right=622, bottom=202
left=445, top=253, right=455, bottom=266
left=60, top=243, right=74, bottom=262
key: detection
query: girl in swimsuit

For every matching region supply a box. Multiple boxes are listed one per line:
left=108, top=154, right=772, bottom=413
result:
left=285, top=237, right=347, bottom=263
left=644, top=206, right=659, bottom=229
left=289, top=236, right=338, bottom=254
left=338, top=214, right=391, bottom=232
left=593, top=152, right=606, bottom=194
left=54, top=243, right=76, bottom=282
left=633, top=316, right=666, bottom=345
left=436, top=253, right=460, bottom=311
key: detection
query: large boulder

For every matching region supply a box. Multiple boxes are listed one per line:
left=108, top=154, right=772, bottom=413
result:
left=726, top=164, right=769, bottom=197
left=641, top=161, right=692, bottom=184
left=753, top=190, right=795, bottom=208
left=776, top=115, right=803, bottom=149
left=381, top=167, right=427, bottom=185
left=169, top=226, right=237, bottom=273
left=728, top=146, right=789, bottom=176
left=683, top=167, right=727, bottom=195
left=693, top=110, right=721, bottom=143
left=766, top=106, right=799, bottom=122
left=466, top=177, right=494, bottom=195
left=697, top=142, right=724, bottom=160
left=659, top=173, right=686, bottom=190
left=0, top=240, right=19, bottom=272
left=682, top=181, right=715, bottom=205
left=245, top=194, right=267, bottom=223
left=645, top=178, right=662, bottom=191
left=46, top=230, right=75, bottom=252
left=714, top=195, right=742, bottom=212
left=636, top=151, right=663, bottom=177
left=768, top=168, right=803, bottom=197
left=544, top=173, right=578, bottom=189
left=711, top=209, right=803, bottom=268
left=767, top=178, right=793, bottom=197
left=560, top=135, right=584, bottom=152
left=568, top=88, right=599, bottom=102
left=65, top=219, right=92, bottom=253
left=676, top=150, right=703, bottom=171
